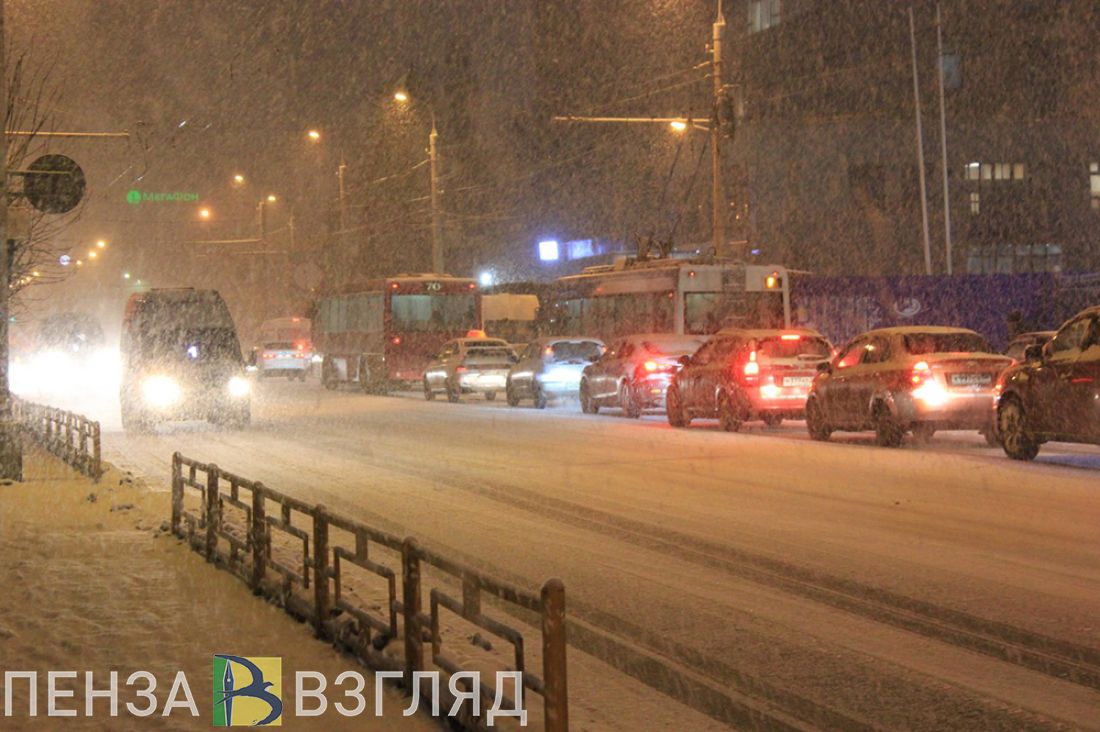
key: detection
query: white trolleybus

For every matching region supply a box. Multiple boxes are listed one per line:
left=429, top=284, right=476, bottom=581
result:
left=541, top=257, right=792, bottom=341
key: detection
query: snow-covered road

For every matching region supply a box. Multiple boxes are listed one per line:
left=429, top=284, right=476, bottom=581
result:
left=83, top=381, right=1100, bottom=729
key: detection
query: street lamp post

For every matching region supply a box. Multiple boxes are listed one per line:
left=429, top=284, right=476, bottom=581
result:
left=0, top=0, right=20, bottom=480
left=396, top=91, right=444, bottom=274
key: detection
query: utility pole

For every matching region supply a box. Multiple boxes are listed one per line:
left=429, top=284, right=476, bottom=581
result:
left=908, top=5, right=933, bottom=276
left=258, top=199, right=268, bottom=242
left=428, top=120, right=443, bottom=274
left=337, top=157, right=347, bottom=236
left=0, top=0, right=20, bottom=480
left=711, top=1, right=727, bottom=260
left=935, top=2, right=954, bottom=275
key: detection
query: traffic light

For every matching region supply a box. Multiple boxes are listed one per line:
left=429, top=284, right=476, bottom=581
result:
left=764, top=271, right=782, bottom=290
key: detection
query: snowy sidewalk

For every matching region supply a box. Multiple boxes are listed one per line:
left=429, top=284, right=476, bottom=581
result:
left=0, top=448, right=437, bottom=730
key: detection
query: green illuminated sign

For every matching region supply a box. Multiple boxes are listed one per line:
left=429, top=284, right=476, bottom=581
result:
left=126, top=189, right=199, bottom=204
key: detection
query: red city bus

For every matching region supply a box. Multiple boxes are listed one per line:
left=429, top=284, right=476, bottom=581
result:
left=312, top=274, right=481, bottom=392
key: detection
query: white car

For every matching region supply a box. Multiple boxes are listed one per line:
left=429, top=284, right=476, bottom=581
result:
left=423, top=337, right=517, bottom=402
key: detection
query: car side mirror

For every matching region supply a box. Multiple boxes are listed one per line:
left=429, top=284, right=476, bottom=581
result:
left=1024, top=344, right=1044, bottom=362
left=678, top=355, right=692, bottom=367
left=510, top=354, right=519, bottom=363
left=817, top=360, right=831, bottom=373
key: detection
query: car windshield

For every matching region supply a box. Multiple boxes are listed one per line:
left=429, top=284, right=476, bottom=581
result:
left=903, top=332, right=991, bottom=355
left=757, top=336, right=832, bottom=359
left=140, top=327, right=242, bottom=363
left=547, top=341, right=602, bottom=363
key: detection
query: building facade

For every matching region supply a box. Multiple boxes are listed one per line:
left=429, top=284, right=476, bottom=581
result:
left=730, top=0, right=1100, bottom=276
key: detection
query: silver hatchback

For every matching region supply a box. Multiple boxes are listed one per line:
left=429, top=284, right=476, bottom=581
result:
left=506, top=337, right=605, bottom=408
left=423, top=337, right=517, bottom=402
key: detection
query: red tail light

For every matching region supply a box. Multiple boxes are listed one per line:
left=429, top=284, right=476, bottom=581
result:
left=636, top=359, right=672, bottom=379
left=455, top=365, right=467, bottom=373
left=391, top=336, right=402, bottom=345
left=743, top=350, right=760, bottom=378
left=643, top=360, right=658, bottom=372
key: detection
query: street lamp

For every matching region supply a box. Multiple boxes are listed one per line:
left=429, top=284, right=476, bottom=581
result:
left=198, top=207, right=212, bottom=220
left=669, top=120, right=688, bottom=132
left=96, top=239, right=107, bottom=249
left=87, top=250, right=98, bottom=259
left=232, top=173, right=245, bottom=186
left=257, top=195, right=278, bottom=240
left=392, top=89, right=443, bottom=273
left=306, top=129, right=321, bottom=142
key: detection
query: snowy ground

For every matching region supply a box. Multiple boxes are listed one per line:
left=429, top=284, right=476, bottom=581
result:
left=0, top=449, right=438, bottom=730
left=23, top=378, right=1100, bottom=730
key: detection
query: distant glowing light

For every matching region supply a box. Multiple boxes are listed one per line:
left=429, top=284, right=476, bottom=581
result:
left=538, top=239, right=560, bottom=262
left=88, top=250, right=98, bottom=259
left=198, top=207, right=212, bottom=220
left=266, top=194, right=277, bottom=203
left=669, top=120, right=687, bottom=132
left=76, top=260, right=84, bottom=267
left=232, top=173, right=245, bottom=185
left=478, top=271, right=494, bottom=287
left=306, top=129, right=321, bottom=142
left=394, top=91, right=409, bottom=103
left=59, top=254, right=71, bottom=267
left=96, top=239, right=107, bottom=249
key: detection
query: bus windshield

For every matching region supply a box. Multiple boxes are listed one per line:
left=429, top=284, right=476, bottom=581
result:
left=391, top=293, right=477, bottom=332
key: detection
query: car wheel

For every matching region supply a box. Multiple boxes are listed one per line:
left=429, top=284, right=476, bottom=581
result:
left=423, top=378, right=435, bottom=401
left=619, top=381, right=641, bottom=418
left=580, top=380, right=599, bottom=415
left=505, top=378, right=520, bottom=407
left=718, top=391, right=742, bottom=432
left=805, top=398, right=831, bottom=441
left=532, top=383, right=548, bottom=409
left=998, top=397, right=1040, bottom=461
left=666, top=385, right=686, bottom=427
left=873, top=402, right=904, bottom=447
left=761, top=413, right=783, bottom=428
left=446, top=379, right=461, bottom=403
left=485, top=391, right=497, bottom=401
left=911, top=422, right=935, bottom=444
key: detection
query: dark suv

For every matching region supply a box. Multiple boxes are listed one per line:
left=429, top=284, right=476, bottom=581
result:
left=995, top=306, right=1100, bottom=460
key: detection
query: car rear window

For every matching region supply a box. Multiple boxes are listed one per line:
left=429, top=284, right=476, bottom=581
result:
left=264, top=342, right=294, bottom=350
left=903, top=332, right=991, bottom=355
left=757, top=336, right=831, bottom=359
left=548, top=341, right=602, bottom=363
left=641, top=336, right=706, bottom=356
left=467, top=346, right=513, bottom=359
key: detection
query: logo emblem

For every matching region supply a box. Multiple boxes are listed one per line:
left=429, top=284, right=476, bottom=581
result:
left=126, top=189, right=142, bottom=205
left=213, top=656, right=283, bottom=727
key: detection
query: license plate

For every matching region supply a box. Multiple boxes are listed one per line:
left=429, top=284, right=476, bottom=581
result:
left=950, top=373, right=992, bottom=386
left=782, top=376, right=813, bottom=388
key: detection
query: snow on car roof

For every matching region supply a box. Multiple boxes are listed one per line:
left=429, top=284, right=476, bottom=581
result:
left=627, top=332, right=707, bottom=353
left=716, top=327, right=826, bottom=340
left=865, top=325, right=980, bottom=336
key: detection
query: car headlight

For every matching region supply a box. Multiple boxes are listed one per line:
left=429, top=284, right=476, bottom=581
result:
left=228, top=376, right=251, bottom=398
left=141, top=375, right=181, bottom=408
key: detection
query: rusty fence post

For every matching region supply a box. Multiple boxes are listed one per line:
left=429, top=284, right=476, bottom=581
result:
left=402, top=537, right=423, bottom=692
left=312, top=504, right=331, bottom=639
left=205, top=464, right=220, bottom=562
left=541, top=578, right=569, bottom=732
left=251, top=483, right=267, bottom=592
left=171, top=453, right=183, bottom=536
left=90, top=421, right=101, bottom=482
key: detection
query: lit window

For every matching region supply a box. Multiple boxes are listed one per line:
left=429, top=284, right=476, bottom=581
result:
left=981, top=163, right=992, bottom=180
left=748, top=0, right=781, bottom=33
left=1013, top=163, right=1025, bottom=180
left=964, top=162, right=980, bottom=180
left=1090, top=162, right=1100, bottom=211
left=969, top=192, right=980, bottom=215
left=538, top=240, right=560, bottom=262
